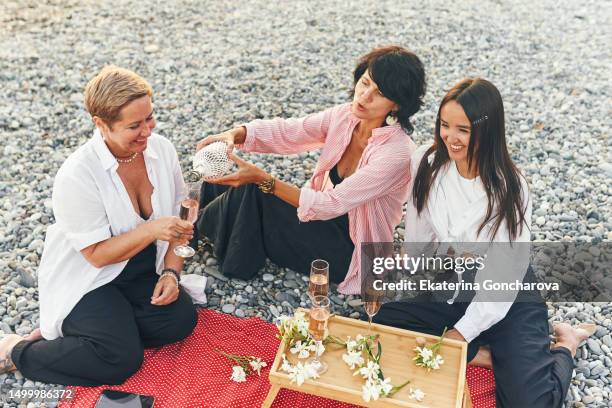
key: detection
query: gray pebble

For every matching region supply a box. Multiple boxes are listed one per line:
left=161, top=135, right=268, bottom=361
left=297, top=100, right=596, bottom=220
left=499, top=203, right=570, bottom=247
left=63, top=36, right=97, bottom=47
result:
left=221, top=304, right=235, bottom=314
left=204, top=266, right=228, bottom=282
left=587, top=339, right=603, bottom=355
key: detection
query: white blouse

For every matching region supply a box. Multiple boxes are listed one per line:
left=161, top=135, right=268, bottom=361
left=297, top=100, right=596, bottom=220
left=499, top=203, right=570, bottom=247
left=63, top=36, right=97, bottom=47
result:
left=38, top=130, right=186, bottom=340
left=404, top=145, right=532, bottom=343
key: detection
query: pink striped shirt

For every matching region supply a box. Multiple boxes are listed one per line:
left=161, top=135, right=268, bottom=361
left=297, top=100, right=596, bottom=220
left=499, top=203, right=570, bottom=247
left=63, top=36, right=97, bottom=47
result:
left=241, top=103, right=416, bottom=294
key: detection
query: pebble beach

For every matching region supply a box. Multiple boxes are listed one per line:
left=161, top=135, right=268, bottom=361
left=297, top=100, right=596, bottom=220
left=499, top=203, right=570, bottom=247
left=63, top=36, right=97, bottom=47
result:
left=0, top=0, right=610, bottom=406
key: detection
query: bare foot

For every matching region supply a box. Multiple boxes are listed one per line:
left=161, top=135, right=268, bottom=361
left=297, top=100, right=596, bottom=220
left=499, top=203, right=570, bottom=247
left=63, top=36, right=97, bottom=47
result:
left=24, top=328, right=42, bottom=342
left=469, top=345, right=492, bottom=369
left=552, top=323, right=596, bottom=357
left=0, top=334, right=24, bottom=374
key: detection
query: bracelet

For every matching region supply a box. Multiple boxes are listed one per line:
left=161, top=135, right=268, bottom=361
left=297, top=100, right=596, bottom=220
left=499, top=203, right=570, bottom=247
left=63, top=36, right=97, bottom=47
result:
left=162, top=267, right=180, bottom=280
left=160, top=268, right=180, bottom=287
left=160, top=271, right=179, bottom=287
left=257, top=176, right=275, bottom=194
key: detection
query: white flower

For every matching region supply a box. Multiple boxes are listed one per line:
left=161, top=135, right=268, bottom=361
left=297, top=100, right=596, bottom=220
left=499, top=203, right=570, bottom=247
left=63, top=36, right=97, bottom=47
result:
left=356, top=360, right=380, bottom=381
left=292, top=311, right=310, bottom=336
left=287, top=362, right=307, bottom=386
left=287, top=361, right=319, bottom=386
left=280, top=354, right=293, bottom=372
left=281, top=354, right=320, bottom=387
left=342, top=351, right=365, bottom=369
left=290, top=340, right=312, bottom=359
left=430, top=354, right=444, bottom=370
left=311, top=341, right=325, bottom=356
left=249, top=358, right=267, bottom=375
left=409, top=387, right=426, bottom=402
left=303, top=361, right=321, bottom=381
left=417, top=346, right=433, bottom=361
left=277, top=314, right=291, bottom=325
left=346, top=339, right=358, bottom=353
left=362, top=379, right=382, bottom=402
left=230, top=365, right=247, bottom=382
left=296, top=319, right=309, bottom=336
left=379, top=377, right=393, bottom=395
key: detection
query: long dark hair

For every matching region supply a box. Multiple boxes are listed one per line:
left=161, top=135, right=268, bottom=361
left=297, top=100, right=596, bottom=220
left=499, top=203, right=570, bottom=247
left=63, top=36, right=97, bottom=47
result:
left=412, top=78, right=528, bottom=241
left=350, top=45, right=426, bottom=134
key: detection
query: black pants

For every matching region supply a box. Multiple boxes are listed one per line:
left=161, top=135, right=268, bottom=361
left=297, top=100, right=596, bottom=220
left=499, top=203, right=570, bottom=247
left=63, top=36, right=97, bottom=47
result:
left=374, top=300, right=574, bottom=408
left=194, top=183, right=354, bottom=283
left=11, top=244, right=197, bottom=386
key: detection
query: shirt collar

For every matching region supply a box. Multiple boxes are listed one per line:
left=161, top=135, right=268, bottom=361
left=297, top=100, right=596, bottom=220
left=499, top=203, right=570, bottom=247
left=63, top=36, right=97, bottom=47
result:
left=371, top=122, right=402, bottom=141
left=92, top=129, right=159, bottom=171
left=347, top=111, right=404, bottom=144
left=92, top=129, right=117, bottom=171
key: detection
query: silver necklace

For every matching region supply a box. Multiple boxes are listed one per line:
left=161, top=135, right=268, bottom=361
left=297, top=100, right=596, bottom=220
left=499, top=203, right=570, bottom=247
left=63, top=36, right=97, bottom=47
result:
left=115, top=152, right=139, bottom=164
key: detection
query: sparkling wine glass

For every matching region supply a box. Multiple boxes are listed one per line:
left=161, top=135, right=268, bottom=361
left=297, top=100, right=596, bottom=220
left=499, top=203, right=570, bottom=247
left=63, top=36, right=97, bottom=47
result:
left=363, top=283, right=384, bottom=335
left=173, top=180, right=202, bottom=258
left=308, top=259, right=329, bottom=300
left=308, top=295, right=330, bottom=375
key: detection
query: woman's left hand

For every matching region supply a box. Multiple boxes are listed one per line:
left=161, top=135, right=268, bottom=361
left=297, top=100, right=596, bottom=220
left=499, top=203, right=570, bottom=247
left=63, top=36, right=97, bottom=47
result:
left=151, top=275, right=179, bottom=306
left=208, top=152, right=268, bottom=187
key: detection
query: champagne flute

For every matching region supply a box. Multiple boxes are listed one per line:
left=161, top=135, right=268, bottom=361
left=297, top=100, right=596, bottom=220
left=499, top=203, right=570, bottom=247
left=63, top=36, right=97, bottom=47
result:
left=308, top=295, right=330, bottom=375
left=363, top=283, right=384, bottom=336
left=173, top=180, right=202, bottom=258
left=308, top=259, right=329, bottom=300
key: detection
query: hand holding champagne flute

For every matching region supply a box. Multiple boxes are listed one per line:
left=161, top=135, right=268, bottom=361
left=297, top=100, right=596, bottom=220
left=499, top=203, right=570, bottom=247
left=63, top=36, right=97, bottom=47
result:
left=174, top=180, right=202, bottom=258
left=308, top=259, right=329, bottom=300
left=308, top=295, right=330, bottom=375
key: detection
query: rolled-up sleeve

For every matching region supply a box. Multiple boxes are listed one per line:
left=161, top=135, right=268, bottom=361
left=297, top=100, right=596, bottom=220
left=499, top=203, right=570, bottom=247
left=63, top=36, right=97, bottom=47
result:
left=297, top=144, right=412, bottom=222
left=52, top=167, right=111, bottom=252
left=240, top=105, right=339, bottom=154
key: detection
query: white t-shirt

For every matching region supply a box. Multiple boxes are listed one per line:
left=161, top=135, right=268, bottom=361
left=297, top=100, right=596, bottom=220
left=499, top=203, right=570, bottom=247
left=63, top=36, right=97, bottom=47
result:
left=404, top=145, right=532, bottom=343
left=38, top=130, right=185, bottom=340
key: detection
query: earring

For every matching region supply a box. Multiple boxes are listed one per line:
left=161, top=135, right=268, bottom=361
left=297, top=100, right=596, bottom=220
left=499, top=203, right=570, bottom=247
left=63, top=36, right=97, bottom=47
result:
left=385, top=113, right=398, bottom=126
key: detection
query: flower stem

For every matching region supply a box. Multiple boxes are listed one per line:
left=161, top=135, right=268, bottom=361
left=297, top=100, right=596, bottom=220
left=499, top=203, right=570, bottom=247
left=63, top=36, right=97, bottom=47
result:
left=215, top=348, right=254, bottom=374
left=431, top=326, right=448, bottom=353
left=323, top=335, right=346, bottom=346
left=388, top=378, right=411, bottom=397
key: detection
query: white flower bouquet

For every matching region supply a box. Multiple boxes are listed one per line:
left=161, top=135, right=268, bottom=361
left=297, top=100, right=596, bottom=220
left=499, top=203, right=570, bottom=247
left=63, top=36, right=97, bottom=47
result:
left=342, top=334, right=411, bottom=402
left=413, top=327, right=447, bottom=372
left=276, top=311, right=344, bottom=385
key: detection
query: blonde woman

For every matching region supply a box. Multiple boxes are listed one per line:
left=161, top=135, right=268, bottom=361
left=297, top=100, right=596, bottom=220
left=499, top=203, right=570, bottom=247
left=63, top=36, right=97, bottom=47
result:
left=0, top=66, right=197, bottom=385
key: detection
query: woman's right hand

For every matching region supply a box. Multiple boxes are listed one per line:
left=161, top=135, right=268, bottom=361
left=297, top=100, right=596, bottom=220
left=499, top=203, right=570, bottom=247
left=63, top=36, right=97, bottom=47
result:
left=196, top=126, right=246, bottom=154
left=145, top=216, right=194, bottom=244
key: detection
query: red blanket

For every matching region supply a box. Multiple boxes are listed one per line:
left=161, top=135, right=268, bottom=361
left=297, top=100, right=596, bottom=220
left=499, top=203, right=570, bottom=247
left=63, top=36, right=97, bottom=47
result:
left=60, top=309, right=495, bottom=407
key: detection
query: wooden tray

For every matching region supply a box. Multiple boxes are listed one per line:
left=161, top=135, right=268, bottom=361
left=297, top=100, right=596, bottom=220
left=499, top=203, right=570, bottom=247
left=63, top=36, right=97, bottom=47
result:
left=264, top=311, right=470, bottom=408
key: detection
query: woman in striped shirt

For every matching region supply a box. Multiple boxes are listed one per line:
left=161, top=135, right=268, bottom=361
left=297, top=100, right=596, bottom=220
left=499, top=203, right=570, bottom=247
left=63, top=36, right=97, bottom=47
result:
left=193, top=45, right=426, bottom=294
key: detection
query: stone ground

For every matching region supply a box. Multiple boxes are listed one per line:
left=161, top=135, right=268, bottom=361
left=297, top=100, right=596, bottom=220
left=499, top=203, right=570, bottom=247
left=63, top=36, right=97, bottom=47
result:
left=0, top=0, right=610, bottom=406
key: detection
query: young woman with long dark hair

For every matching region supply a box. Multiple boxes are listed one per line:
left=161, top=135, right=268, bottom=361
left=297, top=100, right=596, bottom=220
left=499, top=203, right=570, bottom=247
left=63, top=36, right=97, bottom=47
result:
left=374, top=78, right=595, bottom=408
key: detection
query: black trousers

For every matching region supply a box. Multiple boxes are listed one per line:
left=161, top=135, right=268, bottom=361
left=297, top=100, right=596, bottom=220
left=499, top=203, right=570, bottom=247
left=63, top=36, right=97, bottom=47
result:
left=374, top=300, right=574, bottom=408
left=194, top=183, right=354, bottom=284
left=11, top=244, right=197, bottom=386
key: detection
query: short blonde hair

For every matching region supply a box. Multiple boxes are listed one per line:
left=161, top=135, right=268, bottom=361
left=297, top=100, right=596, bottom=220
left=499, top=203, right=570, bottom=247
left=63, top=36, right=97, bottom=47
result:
left=84, top=65, right=153, bottom=127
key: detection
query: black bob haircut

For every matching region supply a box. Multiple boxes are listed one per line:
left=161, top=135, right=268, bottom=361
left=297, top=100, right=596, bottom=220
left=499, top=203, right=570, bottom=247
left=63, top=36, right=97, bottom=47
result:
left=351, top=45, right=426, bottom=134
